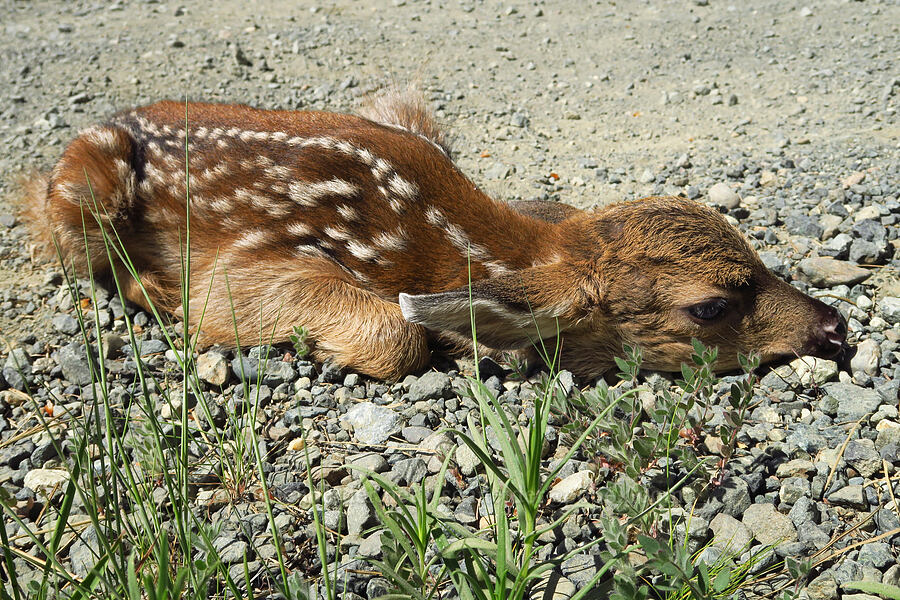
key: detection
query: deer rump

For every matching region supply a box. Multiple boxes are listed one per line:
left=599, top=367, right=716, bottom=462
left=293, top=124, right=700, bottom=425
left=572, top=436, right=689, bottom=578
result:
left=23, top=91, right=847, bottom=380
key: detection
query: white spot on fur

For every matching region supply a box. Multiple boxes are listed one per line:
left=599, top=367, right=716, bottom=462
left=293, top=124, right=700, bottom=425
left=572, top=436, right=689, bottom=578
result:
left=81, top=126, right=120, bottom=151
left=387, top=173, right=418, bottom=200
left=288, top=179, right=359, bottom=207
left=372, top=227, right=408, bottom=252
left=323, top=225, right=353, bottom=241
left=371, top=158, right=391, bottom=180
left=233, top=229, right=268, bottom=249
left=336, top=204, right=359, bottom=221
left=346, top=240, right=379, bottom=262
left=287, top=222, right=313, bottom=237
left=425, top=207, right=498, bottom=266
left=295, top=244, right=329, bottom=259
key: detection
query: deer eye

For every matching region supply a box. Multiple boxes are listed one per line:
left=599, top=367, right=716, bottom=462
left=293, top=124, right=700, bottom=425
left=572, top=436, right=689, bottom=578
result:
left=686, top=299, right=728, bottom=322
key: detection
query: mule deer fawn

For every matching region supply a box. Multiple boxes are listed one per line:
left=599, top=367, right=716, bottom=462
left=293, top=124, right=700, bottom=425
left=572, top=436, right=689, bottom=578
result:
left=24, top=91, right=847, bottom=380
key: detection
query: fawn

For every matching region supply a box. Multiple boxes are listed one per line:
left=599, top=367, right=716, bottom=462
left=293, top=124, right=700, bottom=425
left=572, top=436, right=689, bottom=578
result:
left=23, top=90, right=847, bottom=380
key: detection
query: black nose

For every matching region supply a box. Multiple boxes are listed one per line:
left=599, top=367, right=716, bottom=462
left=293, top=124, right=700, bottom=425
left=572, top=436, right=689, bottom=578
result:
left=811, top=304, right=847, bottom=358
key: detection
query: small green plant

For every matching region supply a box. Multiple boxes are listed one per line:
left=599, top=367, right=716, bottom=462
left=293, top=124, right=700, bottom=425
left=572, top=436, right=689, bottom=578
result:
left=290, top=325, right=312, bottom=358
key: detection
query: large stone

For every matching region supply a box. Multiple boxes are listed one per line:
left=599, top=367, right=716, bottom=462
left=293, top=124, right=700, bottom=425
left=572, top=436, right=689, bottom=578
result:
left=879, top=297, right=900, bottom=324
left=231, top=356, right=295, bottom=387
left=408, top=371, right=453, bottom=402
left=741, top=503, right=797, bottom=546
left=850, top=339, right=881, bottom=377
left=826, top=484, right=867, bottom=509
left=709, top=513, right=752, bottom=554
left=820, top=382, right=883, bottom=421
left=843, top=438, right=880, bottom=478
left=2, top=348, right=32, bottom=390
left=798, top=258, right=871, bottom=287
left=197, top=351, right=229, bottom=386
left=340, top=402, right=400, bottom=445
left=548, top=470, right=593, bottom=504
left=789, top=356, right=839, bottom=386
left=708, top=182, right=740, bottom=209
left=57, top=343, right=94, bottom=386
left=24, top=468, right=70, bottom=496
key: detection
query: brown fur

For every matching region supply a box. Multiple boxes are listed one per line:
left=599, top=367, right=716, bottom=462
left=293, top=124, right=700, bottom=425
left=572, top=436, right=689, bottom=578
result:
left=20, top=92, right=847, bottom=380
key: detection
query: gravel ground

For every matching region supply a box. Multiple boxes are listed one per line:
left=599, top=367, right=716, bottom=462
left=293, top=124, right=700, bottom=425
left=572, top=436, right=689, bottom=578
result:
left=1, top=0, right=899, bottom=598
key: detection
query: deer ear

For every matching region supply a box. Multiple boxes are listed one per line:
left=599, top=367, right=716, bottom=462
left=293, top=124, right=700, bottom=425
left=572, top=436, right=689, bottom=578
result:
left=399, top=266, right=585, bottom=349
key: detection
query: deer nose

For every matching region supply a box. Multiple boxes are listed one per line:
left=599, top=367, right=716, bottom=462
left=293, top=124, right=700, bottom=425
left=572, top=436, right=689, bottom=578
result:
left=811, top=304, right=847, bottom=358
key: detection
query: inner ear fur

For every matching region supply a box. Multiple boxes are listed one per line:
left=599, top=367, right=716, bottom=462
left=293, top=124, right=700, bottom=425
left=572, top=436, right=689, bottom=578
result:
left=398, top=262, right=602, bottom=349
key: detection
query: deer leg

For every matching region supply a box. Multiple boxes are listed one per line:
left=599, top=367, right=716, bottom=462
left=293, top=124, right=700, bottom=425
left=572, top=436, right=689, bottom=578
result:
left=188, top=255, right=430, bottom=380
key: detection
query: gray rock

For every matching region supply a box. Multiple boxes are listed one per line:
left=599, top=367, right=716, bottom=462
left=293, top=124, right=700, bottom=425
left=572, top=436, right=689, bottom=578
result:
left=347, top=490, right=375, bottom=537
left=455, top=443, right=480, bottom=476
left=197, top=351, right=229, bottom=386
left=830, top=559, right=863, bottom=586
left=408, top=371, right=453, bottom=402
left=52, top=314, right=80, bottom=335
left=69, top=525, right=101, bottom=578
left=849, top=239, right=888, bottom=264
left=58, top=343, right=94, bottom=386
left=709, top=513, right=752, bottom=554
left=346, top=453, right=389, bottom=478
left=454, top=496, right=478, bottom=524
left=819, top=233, right=853, bottom=259
left=3, top=348, right=32, bottom=390
left=805, top=573, right=838, bottom=600
left=712, top=476, right=751, bottom=518
left=742, top=503, right=797, bottom=546
left=231, top=356, right=295, bottom=387
left=341, top=402, right=400, bottom=444
left=401, top=426, right=433, bottom=444
left=708, top=182, right=740, bottom=209
left=843, top=438, right=880, bottom=477
left=366, top=578, right=392, bottom=600
left=214, top=537, right=248, bottom=564
left=798, top=258, right=871, bottom=287
left=391, top=458, right=427, bottom=486
left=826, top=484, right=866, bottom=508
left=787, top=496, right=819, bottom=526
left=797, top=522, right=831, bottom=551
left=856, top=541, right=893, bottom=569
left=560, top=554, right=599, bottom=588
left=124, top=339, right=168, bottom=356
left=820, top=382, right=883, bottom=421
left=789, top=356, right=839, bottom=386
left=884, top=564, right=900, bottom=587
left=319, top=361, right=344, bottom=383
left=778, top=477, right=810, bottom=505
left=879, top=297, right=900, bottom=324
left=419, top=431, right=456, bottom=472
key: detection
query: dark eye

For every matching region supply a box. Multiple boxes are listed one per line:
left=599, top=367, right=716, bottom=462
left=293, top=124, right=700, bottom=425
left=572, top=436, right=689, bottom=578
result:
left=687, top=299, right=728, bottom=322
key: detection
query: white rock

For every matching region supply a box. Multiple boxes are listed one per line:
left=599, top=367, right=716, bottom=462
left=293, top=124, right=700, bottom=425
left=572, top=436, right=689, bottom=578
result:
left=850, top=339, right=881, bottom=376
left=708, top=182, right=740, bottom=209
left=455, top=443, right=480, bottom=476
left=856, top=295, right=873, bottom=310
left=24, top=469, right=70, bottom=497
left=789, top=356, right=839, bottom=386
left=548, top=470, right=594, bottom=503
left=853, top=205, right=883, bottom=222
left=197, top=351, right=229, bottom=386
left=340, top=402, right=400, bottom=445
